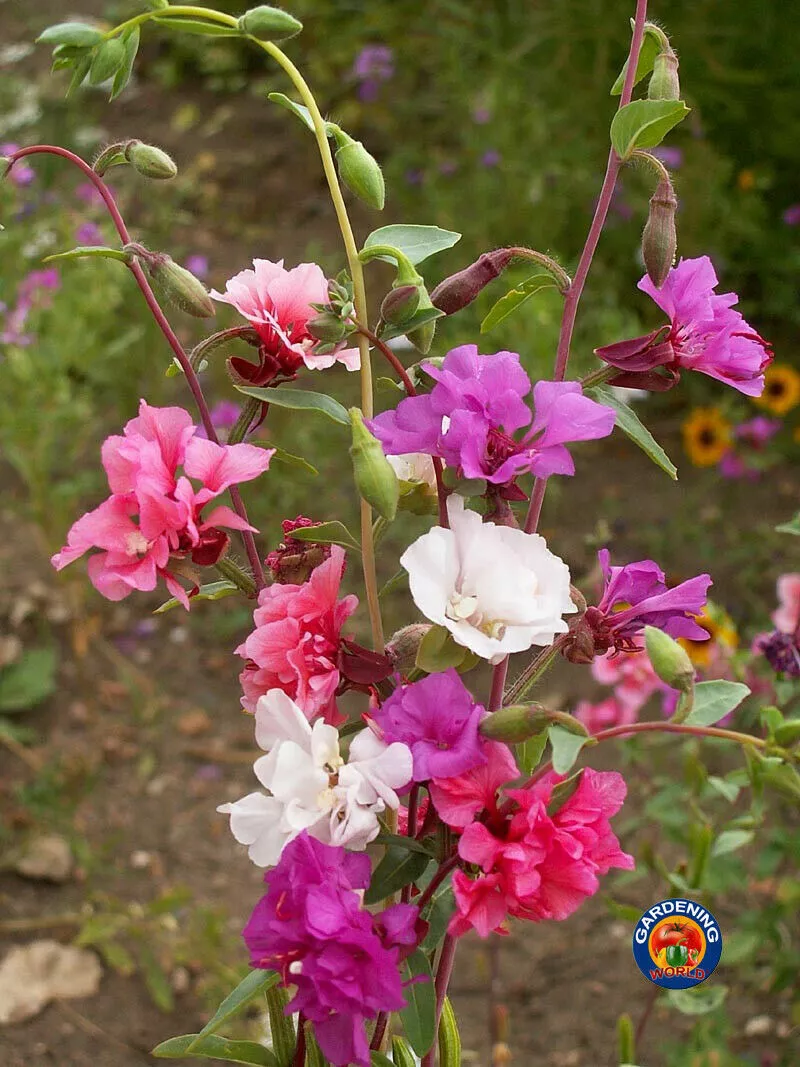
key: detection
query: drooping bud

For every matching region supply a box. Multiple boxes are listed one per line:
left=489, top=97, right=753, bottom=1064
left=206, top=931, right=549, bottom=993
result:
left=238, top=6, right=303, bottom=41
left=332, top=129, right=385, bottom=211
left=349, top=408, right=399, bottom=521
left=642, top=175, right=677, bottom=289
left=88, top=37, right=126, bottom=85
left=380, top=284, right=421, bottom=325
left=142, top=252, right=215, bottom=317
left=124, top=140, right=178, bottom=180
left=430, top=249, right=516, bottom=315
left=480, top=704, right=588, bottom=744
left=385, top=623, right=432, bottom=671
left=648, top=46, right=680, bottom=101
left=644, top=625, right=695, bottom=691
left=306, top=310, right=348, bottom=344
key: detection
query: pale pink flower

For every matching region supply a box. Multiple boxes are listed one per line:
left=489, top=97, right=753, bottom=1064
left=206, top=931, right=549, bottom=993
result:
left=773, top=573, right=800, bottom=634
left=236, top=546, right=358, bottom=723
left=591, top=644, right=668, bottom=715
left=574, top=696, right=637, bottom=734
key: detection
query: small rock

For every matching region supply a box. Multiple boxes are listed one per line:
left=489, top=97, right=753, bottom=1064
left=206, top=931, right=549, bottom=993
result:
left=15, top=835, right=73, bottom=884
left=178, top=710, right=212, bottom=737
left=170, top=966, right=191, bottom=994
left=130, top=850, right=152, bottom=870
left=68, top=701, right=90, bottom=725
left=0, top=635, right=22, bottom=669
left=744, top=1015, right=773, bottom=1037
left=0, top=941, right=102, bottom=1024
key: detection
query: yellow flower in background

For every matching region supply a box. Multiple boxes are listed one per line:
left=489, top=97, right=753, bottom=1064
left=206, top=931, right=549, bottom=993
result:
left=755, top=364, right=800, bottom=416
left=737, top=169, right=756, bottom=191
left=679, top=601, right=738, bottom=669
left=682, top=408, right=732, bottom=467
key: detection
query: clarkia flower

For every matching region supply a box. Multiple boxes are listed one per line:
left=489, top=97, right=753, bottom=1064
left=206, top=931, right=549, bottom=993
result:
left=772, top=573, right=800, bottom=634
left=596, top=256, right=772, bottom=396
left=75, top=221, right=104, bottom=246
left=236, top=545, right=358, bottom=722
left=51, top=401, right=272, bottom=607
left=1, top=143, right=34, bottom=186
left=372, top=668, right=487, bottom=781
left=244, top=832, right=417, bottom=1067
left=210, top=259, right=359, bottom=384
left=352, top=44, right=394, bottom=102
left=591, top=642, right=676, bottom=717
left=218, top=689, right=412, bottom=866
left=401, top=495, right=576, bottom=664
left=574, top=695, right=638, bottom=734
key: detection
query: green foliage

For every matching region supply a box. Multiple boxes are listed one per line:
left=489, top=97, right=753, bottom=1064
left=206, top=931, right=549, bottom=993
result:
left=609, top=99, right=690, bottom=159
left=590, top=386, right=678, bottom=479
left=399, top=949, right=436, bottom=1056
left=0, top=646, right=57, bottom=712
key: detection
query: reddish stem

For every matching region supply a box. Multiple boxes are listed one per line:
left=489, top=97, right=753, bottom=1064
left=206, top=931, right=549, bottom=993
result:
left=292, top=1014, right=306, bottom=1067
left=415, top=854, right=459, bottom=914
left=6, top=145, right=265, bottom=590
left=421, top=934, right=458, bottom=1067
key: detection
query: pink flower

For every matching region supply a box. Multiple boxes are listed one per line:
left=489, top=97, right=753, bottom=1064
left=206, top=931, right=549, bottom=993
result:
left=591, top=644, right=674, bottom=717
left=210, top=259, right=359, bottom=383
left=236, top=546, right=358, bottom=723
left=1, top=144, right=34, bottom=186
left=429, top=741, right=518, bottom=829
left=51, top=401, right=272, bottom=607
left=574, top=696, right=637, bottom=734
left=773, top=573, right=800, bottom=634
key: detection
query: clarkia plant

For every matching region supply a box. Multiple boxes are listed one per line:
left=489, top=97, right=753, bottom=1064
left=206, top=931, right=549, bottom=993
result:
left=6, top=3, right=800, bottom=1066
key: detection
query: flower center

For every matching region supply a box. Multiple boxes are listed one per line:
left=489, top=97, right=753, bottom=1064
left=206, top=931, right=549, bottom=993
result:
left=445, top=590, right=507, bottom=640
left=125, top=530, right=150, bottom=557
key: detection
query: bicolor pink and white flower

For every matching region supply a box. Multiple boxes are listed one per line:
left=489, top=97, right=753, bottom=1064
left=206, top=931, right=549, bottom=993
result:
left=218, top=690, right=412, bottom=866
left=401, top=494, right=576, bottom=664
left=772, top=573, right=800, bottom=634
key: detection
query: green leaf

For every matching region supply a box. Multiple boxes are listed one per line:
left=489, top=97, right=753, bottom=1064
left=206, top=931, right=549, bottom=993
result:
left=719, top=930, right=759, bottom=966
left=480, top=273, right=557, bottom=333
left=666, top=985, right=727, bottom=1016
left=374, top=833, right=437, bottom=857
left=378, top=569, right=407, bottom=600
left=138, top=943, right=174, bottom=1012
left=706, top=775, right=740, bottom=803
left=399, top=950, right=436, bottom=1057
left=66, top=54, right=92, bottom=96
left=43, top=246, right=130, bottom=265
left=421, top=886, right=455, bottom=952
left=362, top=225, right=461, bottom=266
left=263, top=444, right=318, bottom=476
left=590, top=386, right=677, bottom=479
left=683, top=680, right=750, bottom=726
left=391, top=1037, right=418, bottom=1067
left=235, top=385, right=349, bottom=426
left=110, top=26, right=140, bottom=101
left=290, top=520, right=360, bottom=553
left=267, top=92, right=316, bottom=133
left=610, top=26, right=663, bottom=95
left=516, top=731, right=548, bottom=775
left=194, top=970, right=280, bottom=1043
left=97, top=940, right=137, bottom=976
left=371, top=1055, right=395, bottom=1067
left=364, top=846, right=431, bottom=905
left=0, top=647, right=57, bottom=713
left=776, top=511, right=800, bottom=535
left=264, top=984, right=294, bottom=1067
left=610, top=99, right=690, bottom=159
left=415, top=625, right=469, bottom=673
left=153, top=1034, right=278, bottom=1065
left=154, top=580, right=239, bottom=615
left=547, top=725, right=588, bottom=775
left=89, top=37, right=127, bottom=85
left=37, top=22, right=105, bottom=47
left=438, top=996, right=462, bottom=1067
left=712, top=829, right=754, bottom=857
left=152, top=16, right=241, bottom=36
left=380, top=306, right=444, bottom=342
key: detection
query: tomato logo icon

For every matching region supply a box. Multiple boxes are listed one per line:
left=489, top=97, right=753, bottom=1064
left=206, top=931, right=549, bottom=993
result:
left=649, top=918, right=705, bottom=971
left=632, top=899, right=722, bottom=989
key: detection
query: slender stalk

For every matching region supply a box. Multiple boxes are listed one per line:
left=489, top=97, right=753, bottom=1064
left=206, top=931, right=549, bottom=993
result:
left=6, top=145, right=266, bottom=590
left=502, top=637, right=566, bottom=705
left=415, top=855, right=460, bottom=915
left=421, top=935, right=458, bottom=1067
left=488, top=658, right=509, bottom=713
left=292, top=1015, right=307, bottom=1067
left=592, top=720, right=768, bottom=749
left=635, top=983, right=659, bottom=1049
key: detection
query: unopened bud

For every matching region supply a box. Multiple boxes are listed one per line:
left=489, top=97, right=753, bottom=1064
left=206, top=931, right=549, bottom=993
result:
left=334, top=132, right=385, bottom=211
left=238, top=6, right=303, bottom=41
left=147, top=254, right=215, bottom=317
left=430, top=249, right=516, bottom=316
left=644, top=625, right=695, bottom=691
left=569, top=584, right=587, bottom=614
left=642, top=175, right=677, bottom=289
left=380, top=284, right=421, bottom=325
left=407, top=286, right=437, bottom=354
left=386, top=624, right=432, bottom=671
left=88, top=36, right=126, bottom=85
left=124, top=140, right=177, bottom=180
left=306, top=310, right=347, bottom=344
left=480, top=703, right=554, bottom=744
left=648, top=48, right=680, bottom=101
left=349, top=408, right=399, bottom=521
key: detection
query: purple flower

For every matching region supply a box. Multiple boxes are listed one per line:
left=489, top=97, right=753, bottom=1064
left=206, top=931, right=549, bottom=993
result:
left=75, top=221, right=104, bottom=246
left=481, top=150, right=501, bottom=168
left=1, top=144, right=34, bottom=187
left=438, top=160, right=458, bottom=176
left=74, top=182, right=105, bottom=207
left=782, top=204, right=800, bottom=227
left=735, top=416, right=780, bottom=446
left=405, top=168, right=425, bottom=186
left=719, top=452, right=757, bottom=480
left=369, top=345, right=615, bottom=489
left=373, top=668, right=487, bottom=781
left=472, top=106, right=491, bottom=125
left=352, top=45, right=393, bottom=102
left=195, top=400, right=242, bottom=440
left=598, top=257, right=772, bottom=396
left=185, top=254, right=209, bottom=279
left=651, top=146, right=684, bottom=169
left=756, top=631, right=800, bottom=676
left=244, top=833, right=418, bottom=1067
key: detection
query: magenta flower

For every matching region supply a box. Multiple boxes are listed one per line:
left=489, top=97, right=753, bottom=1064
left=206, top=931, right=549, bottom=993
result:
left=352, top=44, right=394, bottom=102
left=51, top=401, right=272, bottom=608
left=1, top=144, right=34, bottom=186
left=244, top=833, right=417, bottom=1067
left=735, top=416, right=781, bottom=447
left=782, top=204, right=800, bottom=227
left=369, top=345, right=615, bottom=489
left=591, top=643, right=676, bottom=717
left=596, top=257, right=772, bottom=396
left=75, top=221, right=104, bottom=247
left=372, top=668, right=487, bottom=781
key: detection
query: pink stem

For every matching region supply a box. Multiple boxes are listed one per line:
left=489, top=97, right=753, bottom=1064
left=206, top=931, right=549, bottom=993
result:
left=6, top=145, right=266, bottom=590
left=421, top=934, right=458, bottom=1067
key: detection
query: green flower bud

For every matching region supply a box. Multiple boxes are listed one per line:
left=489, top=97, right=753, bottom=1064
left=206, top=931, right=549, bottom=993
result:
left=380, top=284, right=421, bottom=326
left=648, top=48, right=681, bottom=101
left=407, top=286, right=437, bottom=354
left=124, top=140, right=178, bottom=180
left=644, top=625, right=695, bottom=691
left=642, top=175, right=677, bottom=289
left=146, top=254, right=215, bottom=317
left=238, top=6, right=303, bottom=41
left=774, top=719, right=800, bottom=746
left=480, top=704, right=553, bottom=744
left=617, top=1014, right=636, bottom=1067
left=349, top=407, right=399, bottom=521
left=334, top=131, right=385, bottom=211
left=88, top=37, right=127, bottom=85
left=306, top=310, right=347, bottom=344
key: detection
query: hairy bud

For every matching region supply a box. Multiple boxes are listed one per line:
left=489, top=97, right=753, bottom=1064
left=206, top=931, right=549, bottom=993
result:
left=642, top=175, right=677, bottom=289
left=124, top=140, right=178, bottom=180
left=644, top=625, right=695, bottom=691
left=238, top=5, right=303, bottom=40
left=349, top=408, right=399, bottom=521
left=380, top=284, right=421, bottom=325
left=385, top=623, right=432, bottom=671
left=480, top=704, right=588, bottom=744
left=145, top=254, right=215, bottom=317
left=648, top=47, right=681, bottom=101
left=430, top=249, right=516, bottom=315
left=333, top=131, right=385, bottom=211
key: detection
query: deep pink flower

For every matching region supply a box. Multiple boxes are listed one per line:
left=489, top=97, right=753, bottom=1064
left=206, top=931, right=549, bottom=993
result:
left=51, top=401, right=272, bottom=608
left=244, top=833, right=417, bottom=1067
left=236, top=546, right=358, bottom=723
left=773, top=573, right=800, bottom=634
left=210, top=259, right=359, bottom=383
left=373, top=668, right=487, bottom=782
left=574, top=695, right=638, bottom=734
left=430, top=741, right=519, bottom=829
left=596, top=257, right=772, bottom=395
left=736, top=416, right=781, bottom=446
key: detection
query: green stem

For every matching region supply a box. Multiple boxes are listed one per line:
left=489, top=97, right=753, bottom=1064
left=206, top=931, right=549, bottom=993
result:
left=503, top=638, right=565, bottom=705
left=580, top=364, right=619, bottom=389
left=215, top=555, right=257, bottom=597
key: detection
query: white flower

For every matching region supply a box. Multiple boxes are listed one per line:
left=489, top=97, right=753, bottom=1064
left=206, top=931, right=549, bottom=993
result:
left=400, top=494, right=576, bottom=664
left=387, top=452, right=438, bottom=490
left=217, top=690, right=412, bottom=867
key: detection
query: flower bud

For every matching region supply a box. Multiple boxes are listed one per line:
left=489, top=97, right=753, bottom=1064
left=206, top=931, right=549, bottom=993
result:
left=124, top=140, right=177, bottom=180
left=238, top=5, right=303, bottom=41
left=306, top=310, right=348, bottom=344
left=648, top=48, right=680, bottom=101
left=349, top=408, right=399, bottom=521
left=407, top=286, right=437, bottom=354
left=88, top=37, right=126, bottom=85
left=334, top=132, right=385, bottom=211
left=642, top=175, right=677, bottom=289
left=147, top=254, right=215, bottom=317
left=380, top=284, right=421, bottom=325
left=430, top=249, right=516, bottom=315
left=644, top=625, right=695, bottom=691
left=386, top=623, right=432, bottom=671
left=480, top=704, right=589, bottom=744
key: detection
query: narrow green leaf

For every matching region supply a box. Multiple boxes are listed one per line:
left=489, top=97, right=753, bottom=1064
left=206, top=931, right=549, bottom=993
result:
left=362, top=225, right=461, bottom=266
left=666, top=985, right=727, bottom=1016
left=610, top=27, right=663, bottom=95
left=421, top=886, right=455, bottom=951
left=683, top=680, right=750, bottom=726
left=706, top=776, right=740, bottom=803
left=380, top=305, right=444, bottom=342
left=264, top=984, right=295, bottom=1067
left=712, top=829, right=754, bottom=857
left=37, top=22, right=105, bottom=47
left=0, top=647, right=57, bottom=713
left=364, top=846, right=431, bottom=905
left=374, top=833, right=437, bottom=857
left=264, top=444, right=319, bottom=476
left=305, top=1026, right=326, bottom=1067
left=370, top=1055, right=395, bottom=1067
left=138, top=943, right=175, bottom=1012
left=66, top=54, right=92, bottom=96
left=267, top=92, right=316, bottom=132
left=399, top=950, right=436, bottom=1057
left=776, top=511, right=800, bottom=535
left=110, top=26, right=140, bottom=101
left=89, top=37, right=126, bottom=85
left=152, top=16, right=241, bottom=36
left=480, top=273, right=556, bottom=333
left=391, top=1037, right=418, bottom=1067
left=290, top=520, right=360, bottom=553
left=590, top=386, right=677, bottom=479
left=153, top=1033, right=278, bottom=1065
left=43, top=246, right=130, bottom=265
left=516, top=731, right=548, bottom=776
left=154, top=580, right=239, bottom=615
left=438, top=996, right=462, bottom=1067
left=193, top=969, right=280, bottom=1043
left=236, top=385, right=349, bottom=426
left=547, top=725, right=588, bottom=775
left=610, top=99, right=690, bottom=159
